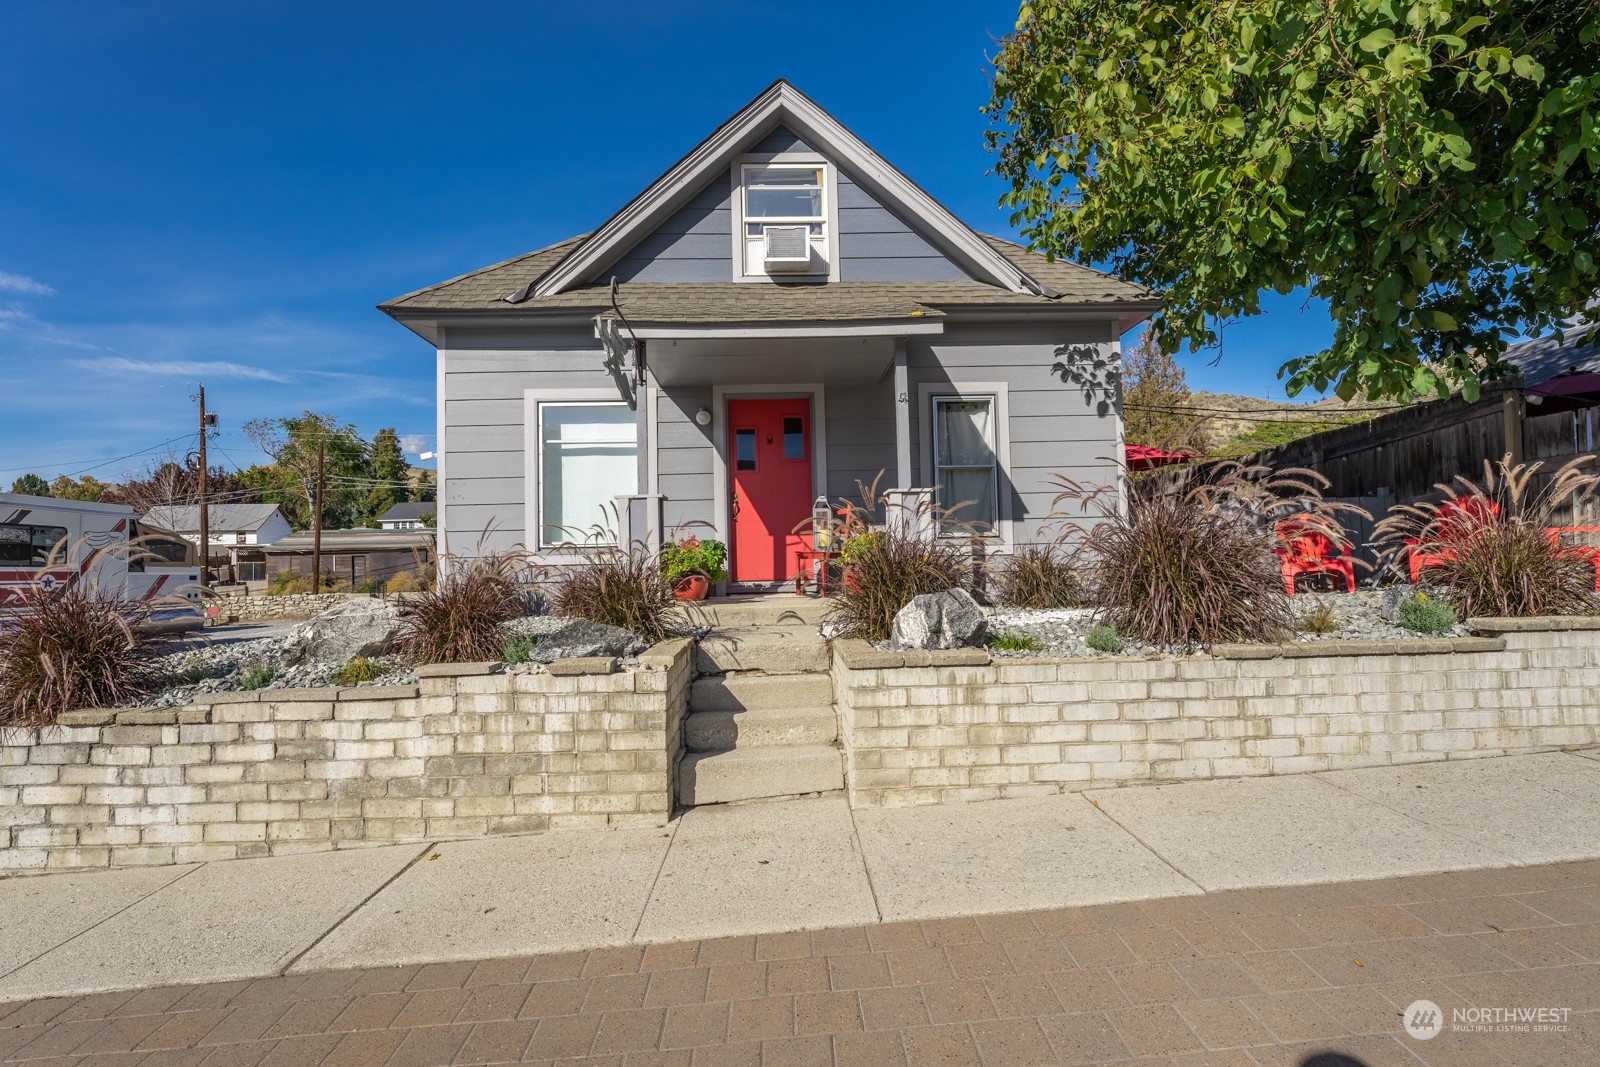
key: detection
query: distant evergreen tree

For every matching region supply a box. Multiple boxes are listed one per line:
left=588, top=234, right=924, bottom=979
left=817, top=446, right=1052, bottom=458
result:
left=415, top=469, right=435, bottom=503
left=9, top=474, right=49, bottom=497
left=360, top=428, right=410, bottom=527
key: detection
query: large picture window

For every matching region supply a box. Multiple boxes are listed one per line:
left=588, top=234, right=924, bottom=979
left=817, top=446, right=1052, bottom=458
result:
left=537, top=402, right=638, bottom=547
left=931, top=397, right=998, bottom=533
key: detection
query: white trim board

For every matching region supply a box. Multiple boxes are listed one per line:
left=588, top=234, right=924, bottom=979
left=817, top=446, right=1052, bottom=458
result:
left=530, top=80, right=1043, bottom=299
left=916, top=380, right=1014, bottom=551
left=522, top=388, right=643, bottom=563
left=709, top=383, right=828, bottom=563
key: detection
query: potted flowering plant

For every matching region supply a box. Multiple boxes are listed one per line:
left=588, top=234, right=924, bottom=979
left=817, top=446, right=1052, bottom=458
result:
left=660, top=535, right=728, bottom=601
left=837, top=529, right=884, bottom=595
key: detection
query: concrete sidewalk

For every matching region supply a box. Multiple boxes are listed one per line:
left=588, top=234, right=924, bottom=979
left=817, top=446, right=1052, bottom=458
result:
left=3, top=750, right=1599, bottom=1004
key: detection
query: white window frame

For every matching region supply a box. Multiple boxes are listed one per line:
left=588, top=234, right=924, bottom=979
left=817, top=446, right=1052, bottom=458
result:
left=917, top=381, right=1013, bottom=549
left=523, top=390, right=640, bottom=554
left=729, top=152, right=840, bottom=282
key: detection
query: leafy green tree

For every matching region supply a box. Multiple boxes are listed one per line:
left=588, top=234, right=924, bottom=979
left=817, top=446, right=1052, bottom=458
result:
left=9, top=474, right=49, bottom=497
left=1120, top=329, right=1209, bottom=450
left=987, top=0, right=1600, bottom=401
left=360, top=427, right=411, bottom=527
left=414, top=469, right=436, bottom=504
left=244, top=413, right=371, bottom=531
left=47, top=474, right=110, bottom=502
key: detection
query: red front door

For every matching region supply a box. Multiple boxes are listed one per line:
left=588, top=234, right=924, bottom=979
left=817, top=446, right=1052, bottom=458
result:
left=728, top=398, right=813, bottom=583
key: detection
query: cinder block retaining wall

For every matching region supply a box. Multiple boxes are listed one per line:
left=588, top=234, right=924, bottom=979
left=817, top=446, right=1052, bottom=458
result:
left=0, top=639, right=693, bottom=874
left=833, top=618, right=1600, bottom=808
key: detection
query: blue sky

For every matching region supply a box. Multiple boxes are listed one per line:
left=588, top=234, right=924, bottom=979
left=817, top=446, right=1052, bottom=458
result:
left=0, top=1, right=1335, bottom=485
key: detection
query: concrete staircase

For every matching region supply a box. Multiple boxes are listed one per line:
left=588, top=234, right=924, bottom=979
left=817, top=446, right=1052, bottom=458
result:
left=677, top=595, right=844, bottom=806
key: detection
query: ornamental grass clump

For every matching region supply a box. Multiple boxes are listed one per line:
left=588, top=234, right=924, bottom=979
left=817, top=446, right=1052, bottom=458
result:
left=1056, top=463, right=1363, bottom=647
left=394, top=551, right=541, bottom=664
left=1375, top=455, right=1600, bottom=618
left=553, top=543, right=679, bottom=643
left=825, top=479, right=975, bottom=642
left=994, top=542, right=1083, bottom=609
left=0, top=583, right=169, bottom=729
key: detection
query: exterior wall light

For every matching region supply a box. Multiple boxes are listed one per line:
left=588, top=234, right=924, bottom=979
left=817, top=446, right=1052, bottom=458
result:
left=695, top=408, right=713, bottom=427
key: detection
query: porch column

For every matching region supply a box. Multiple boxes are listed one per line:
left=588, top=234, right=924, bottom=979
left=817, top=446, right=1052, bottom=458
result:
left=893, top=339, right=911, bottom=489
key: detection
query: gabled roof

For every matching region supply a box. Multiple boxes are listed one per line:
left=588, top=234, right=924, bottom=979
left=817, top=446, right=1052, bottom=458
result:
left=142, top=503, right=286, bottom=534
left=526, top=80, right=1043, bottom=300
left=378, top=502, right=436, bottom=523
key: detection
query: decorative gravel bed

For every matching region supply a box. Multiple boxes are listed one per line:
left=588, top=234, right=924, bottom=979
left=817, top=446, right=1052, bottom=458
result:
left=983, top=589, right=1467, bottom=659
left=126, top=613, right=649, bottom=708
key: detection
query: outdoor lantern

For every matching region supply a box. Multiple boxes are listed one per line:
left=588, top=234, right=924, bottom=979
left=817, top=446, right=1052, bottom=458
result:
left=694, top=407, right=712, bottom=426
left=813, top=496, right=832, bottom=549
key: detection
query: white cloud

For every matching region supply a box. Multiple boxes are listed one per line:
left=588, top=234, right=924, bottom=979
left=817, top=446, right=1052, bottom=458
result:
left=0, top=271, right=54, bottom=296
left=66, top=357, right=294, bottom=384
left=399, top=434, right=431, bottom=456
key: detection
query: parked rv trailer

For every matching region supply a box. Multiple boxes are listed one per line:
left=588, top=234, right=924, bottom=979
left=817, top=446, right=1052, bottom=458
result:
left=0, top=493, right=202, bottom=612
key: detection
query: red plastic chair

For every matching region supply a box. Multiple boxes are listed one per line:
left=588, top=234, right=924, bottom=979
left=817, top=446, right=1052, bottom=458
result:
left=1274, top=518, right=1356, bottom=595
left=1405, top=497, right=1499, bottom=583
left=1542, top=525, right=1600, bottom=591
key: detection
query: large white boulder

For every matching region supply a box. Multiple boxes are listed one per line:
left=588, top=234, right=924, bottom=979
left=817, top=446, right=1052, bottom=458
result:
left=279, top=598, right=401, bottom=666
left=889, top=588, right=988, bottom=651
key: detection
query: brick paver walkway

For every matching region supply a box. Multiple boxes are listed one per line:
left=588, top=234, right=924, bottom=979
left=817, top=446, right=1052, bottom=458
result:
left=2, top=861, right=1599, bottom=1066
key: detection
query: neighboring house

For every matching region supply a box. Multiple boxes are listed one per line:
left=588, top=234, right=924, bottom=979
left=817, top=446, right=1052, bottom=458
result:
left=381, top=80, right=1159, bottom=586
left=261, top=528, right=434, bottom=586
left=377, top=502, right=435, bottom=530
left=141, top=503, right=293, bottom=581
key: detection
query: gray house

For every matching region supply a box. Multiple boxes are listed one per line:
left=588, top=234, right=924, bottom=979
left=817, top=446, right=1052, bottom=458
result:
left=382, top=81, right=1157, bottom=586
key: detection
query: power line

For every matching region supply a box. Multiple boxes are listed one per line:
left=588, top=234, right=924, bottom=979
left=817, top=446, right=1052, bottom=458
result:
left=0, top=435, right=198, bottom=478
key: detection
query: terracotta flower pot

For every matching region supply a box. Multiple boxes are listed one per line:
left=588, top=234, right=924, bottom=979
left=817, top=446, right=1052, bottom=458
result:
left=673, top=573, right=710, bottom=601
left=842, top=567, right=862, bottom=595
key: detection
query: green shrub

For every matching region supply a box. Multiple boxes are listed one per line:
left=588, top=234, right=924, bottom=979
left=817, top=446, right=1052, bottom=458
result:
left=332, top=656, right=386, bottom=686
left=659, top=535, right=728, bottom=586
left=396, top=552, right=540, bottom=664
left=838, top=530, right=885, bottom=566
left=268, top=571, right=311, bottom=595
left=501, top=633, right=533, bottom=665
left=554, top=545, right=678, bottom=643
left=1398, top=592, right=1457, bottom=635
left=1376, top=455, right=1600, bottom=618
left=1086, top=624, right=1125, bottom=653
left=987, top=630, right=1040, bottom=652
left=994, top=543, right=1082, bottom=609
left=0, top=584, right=168, bottom=728
left=1296, top=601, right=1341, bottom=635
left=238, top=660, right=276, bottom=690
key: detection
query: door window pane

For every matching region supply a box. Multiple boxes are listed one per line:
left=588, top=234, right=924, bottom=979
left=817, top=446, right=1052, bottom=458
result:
left=735, top=429, right=757, bottom=470
left=932, top=398, right=998, bottom=531
left=539, top=403, right=637, bottom=546
left=783, top=417, right=805, bottom=460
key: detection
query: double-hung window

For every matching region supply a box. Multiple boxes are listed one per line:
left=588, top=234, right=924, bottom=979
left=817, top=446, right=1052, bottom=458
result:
left=931, top=397, right=999, bottom=534
left=537, top=402, right=638, bottom=547
left=741, top=164, right=825, bottom=275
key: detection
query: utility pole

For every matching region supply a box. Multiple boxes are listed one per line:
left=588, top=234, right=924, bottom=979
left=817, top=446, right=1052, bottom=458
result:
left=311, top=438, right=325, bottom=593
left=196, top=384, right=213, bottom=591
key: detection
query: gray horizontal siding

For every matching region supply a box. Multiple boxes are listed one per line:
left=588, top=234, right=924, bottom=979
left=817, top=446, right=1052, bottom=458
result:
left=751, top=127, right=809, bottom=154
left=907, top=322, right=1122, bottom=545
left=605, top=176, right=733, bottom=284
left=442, top=328, right=619, bottom=555
left=836, top=172, right=971, bottom=283
left=655, top=386, right=714, bottom=537
left=825, top=380, right=896, bottom=510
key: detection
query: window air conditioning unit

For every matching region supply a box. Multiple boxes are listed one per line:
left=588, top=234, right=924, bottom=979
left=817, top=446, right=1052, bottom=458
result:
left=762, top=224, right=813, bottom=273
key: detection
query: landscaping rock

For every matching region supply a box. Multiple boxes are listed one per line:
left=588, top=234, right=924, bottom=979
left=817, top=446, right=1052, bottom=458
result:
left=1379, top=585, right=1413, bottom=624
left=520, top=618, right=646, bottom=663
left=278, top=599, right=402, bottom=667
left=890, top=589, right=988, bottom=651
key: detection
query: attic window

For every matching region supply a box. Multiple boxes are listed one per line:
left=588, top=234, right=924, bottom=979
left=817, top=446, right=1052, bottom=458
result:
left=741, top=164, right=827, bottom=276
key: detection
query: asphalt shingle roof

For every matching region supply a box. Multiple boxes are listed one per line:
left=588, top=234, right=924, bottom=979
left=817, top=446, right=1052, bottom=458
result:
left=378, top=502, right=436, bottom=523
left=379, top=235, right=1156, bottom=324
left=1504, top=319, right=1600, bottom=387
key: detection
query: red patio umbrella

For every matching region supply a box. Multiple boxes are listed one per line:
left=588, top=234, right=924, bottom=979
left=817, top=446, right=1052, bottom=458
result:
left=1124, top=444, right=1196, bottom=471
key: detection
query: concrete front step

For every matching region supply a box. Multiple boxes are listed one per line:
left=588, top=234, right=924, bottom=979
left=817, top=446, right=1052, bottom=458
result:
left=695, top=628, right=829, bottom=675
left=699, top=595, right=833, bottom=629
left=690, top=672, right=834, bottom=713
left=677, top=744, right=845, bottom=806
left=684, top=706, right=839, bottom=752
